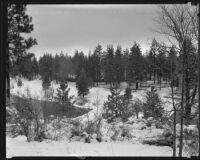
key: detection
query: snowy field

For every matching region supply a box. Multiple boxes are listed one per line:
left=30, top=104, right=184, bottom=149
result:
left=7, top=78, right=178, bottom=157
left=10, top=78, right=172, bottom=118
left=7, top=135, right=173, bottom=157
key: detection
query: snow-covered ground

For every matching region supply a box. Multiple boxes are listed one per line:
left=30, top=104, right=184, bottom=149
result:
left=10, top=78, right=172, bottom=119
left=7, top=78, right=178, bottom=157
left=6, top=135, right=172, bottom=157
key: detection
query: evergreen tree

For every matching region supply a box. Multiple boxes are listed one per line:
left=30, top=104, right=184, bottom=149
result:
left=124, top=86, right=132, bottom=104
left=102, top=45, right=115, bottom=86
left=39, top=54, right=53, bottom=82
left=103, top=83, right=131, bottom=122
left=87, top=53, right=96, bottom=85
left=143, top=87, right=164, bottom=120
left=72, top=51, right=86, bottom=78
left=32, top=56, right=39, bottom=78
left=146, top=49, right=155, bottom=80
left=52, top=54, right=60, bottom=83
left=93, top=44, right=103, bottom=84
left=42, top=76, right=51, bottom=90
left=114, top=45, right=124, bottom=84
left=7, top=4, right=37, bottom=97
left=128, top=42, right=145, bottom=85
left=123, top=48, right=130, bottom=81
left=54, top=80, right=75, bottom=114
left=149, top=39, right=160, bottom=84
left=76, top=69, right=89, bottom=98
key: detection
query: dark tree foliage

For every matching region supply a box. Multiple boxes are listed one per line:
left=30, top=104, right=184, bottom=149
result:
left=93, top=44, right=103, bottom=83
left=8, top=4, right=37, bottom=97
left=114, top=45, right=124, bottom=84
left=76, top=69, right=89, bottom=98
left=124, top=86, right=132, bottom=104
left=14, top=55, right=39, bottom=80
left=143, top=87, right=164, bottom=120
left=128, top=42, right=145, bottom=84
left=54, top=80, right=75, bottom=114
left=52, top=54, right=60, bottom=83
left=17, top=78, right=23, bottom=88
left=8, top=4, right=37, bottom=64
left=42, top=76, right=51, bottom=90
left=102, top=45, right=115, bottom=86
left=72, top=51, right=86, bottom=78
left=39, top=54, right=53, bottom=82
left=123, top=48, right=130, bottom=82
left=103, top=83, right=132, bottom=123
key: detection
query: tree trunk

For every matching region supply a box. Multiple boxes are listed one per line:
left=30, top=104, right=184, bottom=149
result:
left=179, top=40, right=186, bottom=157
left=184, top=60, right=191, bottom=123
left=171, top=85, right=176, bottom=157
left=170, top=55, right=177, bottom=157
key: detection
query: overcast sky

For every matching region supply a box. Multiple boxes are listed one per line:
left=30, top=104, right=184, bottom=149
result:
left=26, top=4, right=168, bottom=59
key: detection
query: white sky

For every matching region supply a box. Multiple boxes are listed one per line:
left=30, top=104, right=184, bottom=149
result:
left=26, top=4, right=170, bottom=59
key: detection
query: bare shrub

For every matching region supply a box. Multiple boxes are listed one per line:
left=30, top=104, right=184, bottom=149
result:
left=13, top=87, right=46, bottom=142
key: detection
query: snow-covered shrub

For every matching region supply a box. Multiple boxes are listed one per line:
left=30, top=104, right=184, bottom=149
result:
left=17, top=78, right=23, bottom=88
left=120, top=124, right=134, bottom=140
left=46, top=117, right=71, bottom=141
left=13, top=88, right=46, bottom=142
left=183, top=125, right=199, bottom=156
left=82, top=108, right=103, bottom=143
left=143, top=126, right=173, bottom=147
left=143, top=88, right=164, bottom=120
left=70, top=119, right=84, bottom=138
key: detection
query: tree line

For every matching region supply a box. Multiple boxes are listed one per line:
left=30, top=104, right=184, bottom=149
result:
left=11, top=39, right=187, bottom=89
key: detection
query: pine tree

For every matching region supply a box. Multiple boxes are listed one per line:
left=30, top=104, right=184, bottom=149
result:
left=39, top=54, right=53, bottom=82
left=76, top=69, right=89, bottom=98
left=114, top=45, right=124, bottom=84
left=7, top=4, right=37, bottom=97
left=123, top=48, right=130, bottom=82
left=146, top=49, right=155, bottom=80
left=128, top=42, right=145, bottom=85
left=93, top=44, right=102, bottom=85
left=54, top=80, right=75, bottom=114
left=143, top=87, right=164, bottom=120
left=103, top=83, right=131, bottom=122
left=102, top=45, right=115, bottom=86
left=42, top=76, right=51, bottom=90
left=32, top=57, right=39, bottom=79
left=52, top=54, right=60, bottom=83
left=124, top=86, right=132, bottom=104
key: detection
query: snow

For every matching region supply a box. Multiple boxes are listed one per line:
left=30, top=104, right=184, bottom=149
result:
left=8, top=78, right=186, bottom=157
left=6, top=135, right=172, bottom=157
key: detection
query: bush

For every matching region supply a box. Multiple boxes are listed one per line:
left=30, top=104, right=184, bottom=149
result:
left=70, top=119, right=84, bottom=138
left=12, top=88, right=46, bottom=142
left=17, top=78, right=23, bottom=87
left=183, top=125, right=199, bottom=156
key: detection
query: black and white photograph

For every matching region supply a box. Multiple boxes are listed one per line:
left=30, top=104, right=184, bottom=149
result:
left=5, top=2, right=200, bottom=158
